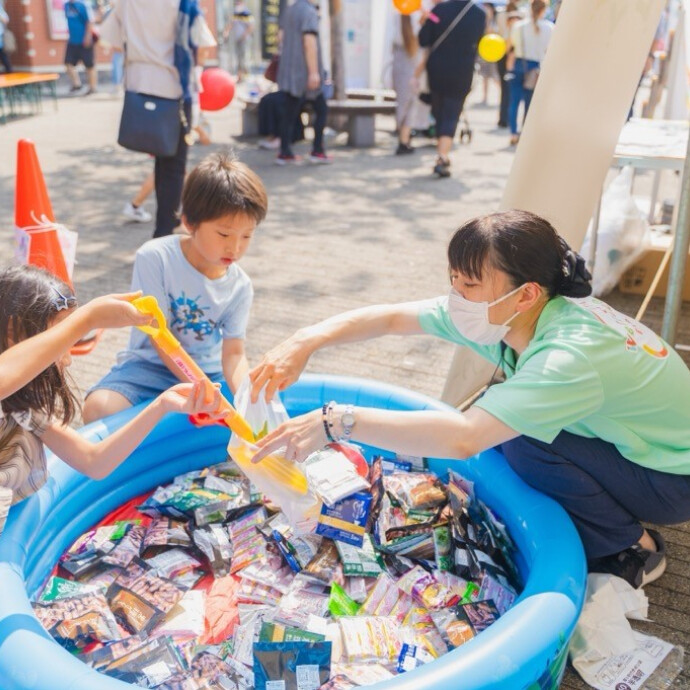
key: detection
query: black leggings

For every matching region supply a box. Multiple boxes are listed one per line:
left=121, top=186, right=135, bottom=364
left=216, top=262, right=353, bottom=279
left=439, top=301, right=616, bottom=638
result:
left=280, top=92, right=327, bottom=157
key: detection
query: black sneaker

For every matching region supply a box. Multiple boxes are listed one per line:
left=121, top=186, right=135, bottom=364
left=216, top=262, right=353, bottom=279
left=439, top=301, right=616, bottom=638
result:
left=433, top=157, right=451, bottom=178
left=588, top=529, right=667, bottom=589
left=395, top=142, right=415, bottom=155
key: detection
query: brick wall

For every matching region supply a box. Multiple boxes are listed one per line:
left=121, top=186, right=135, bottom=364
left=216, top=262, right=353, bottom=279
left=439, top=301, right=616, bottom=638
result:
left=5, top=0, right=217, bottom=71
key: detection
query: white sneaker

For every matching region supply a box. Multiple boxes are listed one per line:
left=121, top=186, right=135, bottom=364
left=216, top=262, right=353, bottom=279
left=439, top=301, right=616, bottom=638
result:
left=258, top=137, right=280, bottom=150
left=122, top=202, right=152, bottom=223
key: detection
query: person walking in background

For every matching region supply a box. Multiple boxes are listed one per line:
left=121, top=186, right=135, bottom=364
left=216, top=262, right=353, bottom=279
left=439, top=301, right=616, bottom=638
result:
left=223, top=0, right=254, bottom=83
left=276, top=0, right=330, bottom=165
left=64, top=0, right=98, bottom=94
left=0, top=0, right=12, bottom=74
left=418, top=0, right=486, bottom=178
left=391, top=11, right=425, bottom=155
left=476, top=2, right=500, bottom=106
left=494, top=1, right=521, bottom=128
left=100, top=0, right=213, bottom=238
left=506, top=0, right=553, bottom=146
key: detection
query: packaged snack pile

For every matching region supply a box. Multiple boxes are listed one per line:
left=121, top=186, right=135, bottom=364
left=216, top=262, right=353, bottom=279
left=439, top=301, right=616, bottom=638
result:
left=34, top=448, right=521, bottom=690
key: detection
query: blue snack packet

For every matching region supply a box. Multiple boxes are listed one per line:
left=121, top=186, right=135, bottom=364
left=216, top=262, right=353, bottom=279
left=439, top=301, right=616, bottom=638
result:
left=253, top=640, right=332, bottom=690
left=315, top=492, right=372, bottom=547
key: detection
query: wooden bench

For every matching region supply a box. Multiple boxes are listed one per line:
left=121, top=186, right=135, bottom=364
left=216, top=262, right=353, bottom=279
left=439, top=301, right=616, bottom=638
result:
left=0, top=72, right=59, bottom=125
left=239, top=92, right=397, bottom=147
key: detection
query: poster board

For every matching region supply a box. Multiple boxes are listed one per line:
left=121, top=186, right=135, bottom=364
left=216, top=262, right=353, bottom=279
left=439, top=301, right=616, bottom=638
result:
left=46, top=0, right=69, bottom=41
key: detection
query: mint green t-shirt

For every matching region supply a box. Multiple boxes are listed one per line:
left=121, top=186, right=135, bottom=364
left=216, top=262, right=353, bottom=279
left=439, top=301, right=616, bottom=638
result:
left=418, top=295, right=690, bottom=474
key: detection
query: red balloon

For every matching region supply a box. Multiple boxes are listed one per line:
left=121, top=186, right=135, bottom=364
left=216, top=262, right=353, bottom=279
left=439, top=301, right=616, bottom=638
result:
left=199, top=68, right=236, bottom=112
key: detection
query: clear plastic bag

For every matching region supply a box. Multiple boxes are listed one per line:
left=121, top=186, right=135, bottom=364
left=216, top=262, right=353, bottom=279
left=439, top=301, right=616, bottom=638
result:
left=227, top=378, right=320, bottom=532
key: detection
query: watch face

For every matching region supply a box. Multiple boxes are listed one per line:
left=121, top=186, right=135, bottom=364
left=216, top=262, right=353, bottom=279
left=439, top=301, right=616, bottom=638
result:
left=341, top=412, right=355, bottom=428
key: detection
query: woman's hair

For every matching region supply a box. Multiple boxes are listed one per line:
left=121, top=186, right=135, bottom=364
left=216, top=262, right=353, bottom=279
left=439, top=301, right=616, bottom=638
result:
left=447, top=209, right=592, bottom=299
left=182, top=151, right=268, bottom=229
left=0, top=265, right=79, bottom=424
left=531, top=0, right=546, bottom=31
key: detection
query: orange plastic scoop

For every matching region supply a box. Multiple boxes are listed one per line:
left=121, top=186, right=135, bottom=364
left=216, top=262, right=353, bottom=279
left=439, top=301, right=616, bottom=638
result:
left=132, top=295, right=308, bottom=494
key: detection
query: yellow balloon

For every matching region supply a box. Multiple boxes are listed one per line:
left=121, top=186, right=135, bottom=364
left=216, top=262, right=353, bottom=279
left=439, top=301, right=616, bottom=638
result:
left=393, top=0, right=422, bottom=15
left=478, top=33, right=507, bottom=63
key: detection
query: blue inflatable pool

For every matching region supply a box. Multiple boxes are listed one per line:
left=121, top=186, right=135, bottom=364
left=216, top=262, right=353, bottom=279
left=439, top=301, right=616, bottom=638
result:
left=0, top=374, right=586, bottom=689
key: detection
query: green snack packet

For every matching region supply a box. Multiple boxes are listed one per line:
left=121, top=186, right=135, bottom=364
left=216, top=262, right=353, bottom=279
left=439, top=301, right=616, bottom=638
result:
left=39, top=576, right=104, bottom=602
left=461, top=581, right=481, bottom=603
left=110, top=520, right=141, bottom=542
left=336, top=535, right=384, bottom=577
left=328, top=582, right=360, bottom=617
left=166, top=488, right=230, bottom=513
left=433, top=524, right=453, bottom=572
left=259, top=621, right=326, bottom=643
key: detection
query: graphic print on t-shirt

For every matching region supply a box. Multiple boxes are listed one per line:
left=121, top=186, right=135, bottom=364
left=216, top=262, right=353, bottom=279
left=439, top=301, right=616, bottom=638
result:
left=572, top=297, right=669, bottom=359
left=169, top=292, right=217, bottom=341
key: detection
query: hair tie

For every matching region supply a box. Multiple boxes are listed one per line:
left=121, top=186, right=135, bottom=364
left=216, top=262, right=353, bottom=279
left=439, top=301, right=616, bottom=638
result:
left=558, top=239, right=592, bottom=297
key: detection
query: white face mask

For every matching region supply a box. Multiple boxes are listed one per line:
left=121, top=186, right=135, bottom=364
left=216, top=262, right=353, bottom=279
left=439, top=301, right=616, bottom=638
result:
left=448, top=284, right=524, bottom=345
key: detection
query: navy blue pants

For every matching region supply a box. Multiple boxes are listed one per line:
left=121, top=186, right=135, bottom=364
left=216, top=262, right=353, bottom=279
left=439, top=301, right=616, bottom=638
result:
left=501, top=431, right=690, bottom=559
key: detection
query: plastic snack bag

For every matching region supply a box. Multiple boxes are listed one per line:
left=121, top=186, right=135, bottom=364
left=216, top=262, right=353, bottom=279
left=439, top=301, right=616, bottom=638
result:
left=253, top=640, right=332, bottom=690
left=228, top=377, right=320, bottom=531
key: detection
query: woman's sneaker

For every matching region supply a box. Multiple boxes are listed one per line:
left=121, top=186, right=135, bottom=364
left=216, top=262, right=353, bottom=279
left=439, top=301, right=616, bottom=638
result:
left=588, top=529, right=667, bottom=589
left=274, top=154, right=304, bottom=166
left=122, top=203, right=152, bottom=223
left=309, top=151, right=333, bottom=165
left=433, top=157, right=451, bottom=178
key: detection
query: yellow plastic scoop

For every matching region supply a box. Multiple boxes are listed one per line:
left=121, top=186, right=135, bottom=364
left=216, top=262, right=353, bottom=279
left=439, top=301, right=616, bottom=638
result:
left=132, top=295, right=308, bottom=494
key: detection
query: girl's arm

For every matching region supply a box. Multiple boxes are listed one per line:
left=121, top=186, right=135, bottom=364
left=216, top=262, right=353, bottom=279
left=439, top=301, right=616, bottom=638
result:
left=249, top=301, right=428, bottom=403
left=252, top=404, right=518, bottom=465
left=0, top=292, right=151, bottom=402
left=41, top=382, right=221, bottom=480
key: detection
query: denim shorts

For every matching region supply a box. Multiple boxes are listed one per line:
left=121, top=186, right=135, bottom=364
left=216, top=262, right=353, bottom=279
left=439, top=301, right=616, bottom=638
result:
left=87, top=358, right=225, bottom=407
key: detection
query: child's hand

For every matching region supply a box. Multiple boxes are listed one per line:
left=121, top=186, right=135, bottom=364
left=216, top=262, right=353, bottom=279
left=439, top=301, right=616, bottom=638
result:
left=80, top=292, right=153, bottom=330
left=159, top=382, right=224, bottom=417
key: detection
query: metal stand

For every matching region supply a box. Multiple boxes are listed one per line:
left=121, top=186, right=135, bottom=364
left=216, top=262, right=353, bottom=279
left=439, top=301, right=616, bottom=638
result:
left=661, top=129, right=690, bottom=344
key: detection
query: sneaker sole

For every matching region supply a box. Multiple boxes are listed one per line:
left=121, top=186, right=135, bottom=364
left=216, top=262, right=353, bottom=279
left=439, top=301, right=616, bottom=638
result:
left=641, top=555, right=667, bottom=587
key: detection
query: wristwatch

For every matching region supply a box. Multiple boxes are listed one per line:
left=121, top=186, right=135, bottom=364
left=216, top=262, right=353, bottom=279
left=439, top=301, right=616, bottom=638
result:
left=339, top=404, right=356, bottom=441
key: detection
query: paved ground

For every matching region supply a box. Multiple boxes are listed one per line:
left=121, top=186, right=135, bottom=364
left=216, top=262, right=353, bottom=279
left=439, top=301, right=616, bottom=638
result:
left=1, top=81, right=690, bottom=688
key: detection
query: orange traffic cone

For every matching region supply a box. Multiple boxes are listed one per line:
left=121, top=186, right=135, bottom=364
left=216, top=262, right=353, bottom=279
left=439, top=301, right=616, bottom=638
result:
left=14, top=139, right=73, bottom=289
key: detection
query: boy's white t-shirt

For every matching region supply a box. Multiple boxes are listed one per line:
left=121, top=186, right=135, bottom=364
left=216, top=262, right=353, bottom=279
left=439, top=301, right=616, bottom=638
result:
left=511, top=18, right=554, bottom=62
left=121, top=235, right=253, bottom=374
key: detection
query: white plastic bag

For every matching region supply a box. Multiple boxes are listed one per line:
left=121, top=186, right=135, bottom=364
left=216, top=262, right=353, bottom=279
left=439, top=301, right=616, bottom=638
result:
left=580, top=166, right=650, bottom=297
left=227, top=378, right=320, bottom=532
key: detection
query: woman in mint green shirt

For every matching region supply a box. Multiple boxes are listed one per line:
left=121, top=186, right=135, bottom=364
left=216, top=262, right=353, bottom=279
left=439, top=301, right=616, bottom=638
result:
left=250, top=209, right=690, bottom=589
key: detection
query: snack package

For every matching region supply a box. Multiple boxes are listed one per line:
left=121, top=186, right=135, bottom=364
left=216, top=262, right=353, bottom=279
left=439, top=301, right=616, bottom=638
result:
left=316, top=492, right=372, bottom=547
left=432, top=523, right=453, bottom=572
left=478, top=571, right=517, bottom=616
left=33, top=591, right=122, bottom=649
left=141, top=518, right=192, bottom=557
left=156, top=588, right=206, bottom=637
left=102, top=524, right=147, bottom=569
left=273, top=575, right=331, bottom=629
left=357, top=573, right=397, bottom=616
left=58, top=551, right=102, bottom=580
left=258, top=512, right=322, bottom=572
left=103, top=635, right=187, bottom=687
left=138, top=485, right=188, bottom=519
left=192, top=524, right=233, bottom=577
left=107, top=559, right=186, bottom=634
left=238, top=559, right=295, bottom=596
left=253, top=641, right=332, bottom=690
left=396, top=642, right=435, bottom=672
left=343, top=577, right=370, bottom=604
left=335, top=535, right=383, bottom=579
left=401, top=606, right=449, bottom=658
left=37, top=576, right=104, bottom=602
left=330, top=663, right=395, bottom=686
left=303, top=446, right=370, bottom=508
left=383, top=472, right=447, bottom=511
left=302, top=541, right=341, bottom=584
left=430, top=599, right=501, bottom=649
left=338, top=616, right=402, bottom=664
left=328, top=582, right=360, bottom=617
left=259, top=621, right=326, bottom=644
left=145, top=548, right=203, bottom=580
left=396, top=565, right=474, bottom=611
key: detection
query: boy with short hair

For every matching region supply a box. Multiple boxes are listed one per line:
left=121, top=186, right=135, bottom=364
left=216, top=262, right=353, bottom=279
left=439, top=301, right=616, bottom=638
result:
left=83, top=152, right=268, bottom=422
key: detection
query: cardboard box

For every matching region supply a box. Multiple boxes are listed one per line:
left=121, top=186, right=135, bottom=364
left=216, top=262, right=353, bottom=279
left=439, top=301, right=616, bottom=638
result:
left=618, top=231, right=690, bottom=301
